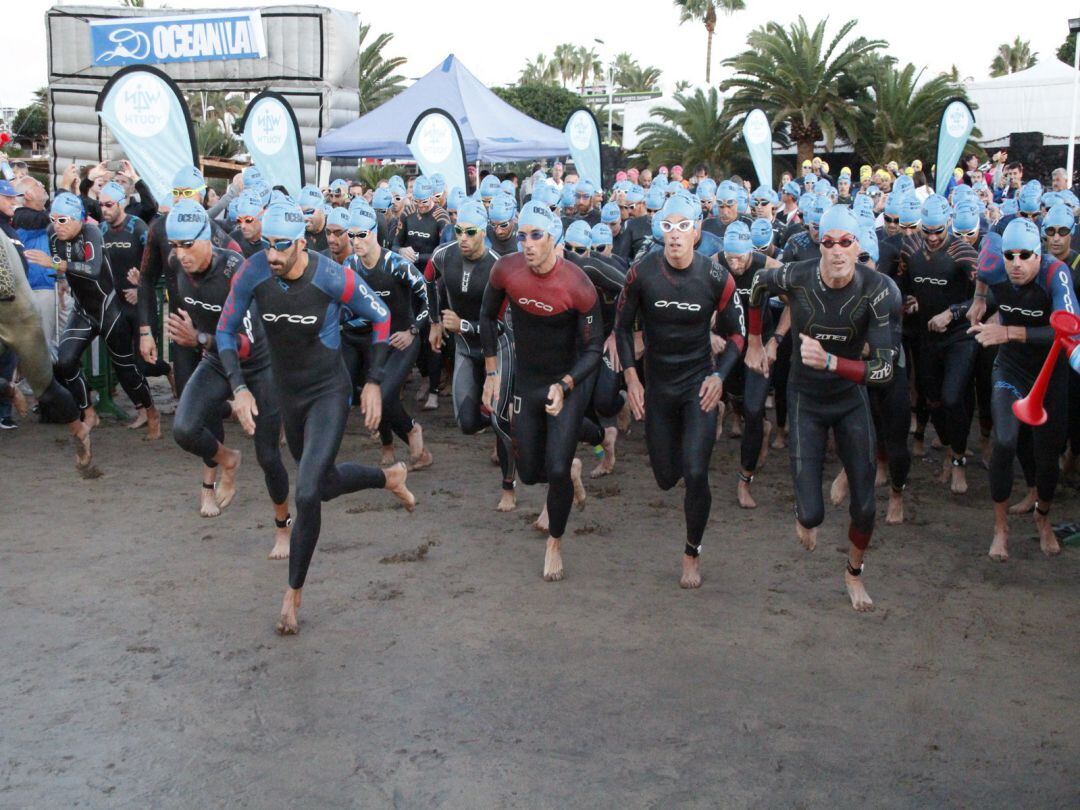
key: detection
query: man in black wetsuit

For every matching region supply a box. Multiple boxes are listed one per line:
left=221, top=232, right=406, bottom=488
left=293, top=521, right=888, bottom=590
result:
left=298, top=185, right=329, bottom=254
left=217, top=202, right=415, bottom=635
left=746, top=204, right=895, bottom=612
left=229, top=191, right=268, bottom=259
left=321, top=208, right=353, bottom=265
left=345, top=202, right=434, bottom=470
left=563, top=179, right=600, bottom=228
left=480, top=201, right=602, bottom=582
left=428, top=201, right=517, bottom=509
left=26, top=193, right=160, bottom=436
left=614, top=192, right=745, bottom=588
left=163, top=201, right=292, bottom=556
left=968, top=222, right=1077, bottom=561
left=137, top=166, right=242, bottom=397
left=486, top=194, right=518, bottom=258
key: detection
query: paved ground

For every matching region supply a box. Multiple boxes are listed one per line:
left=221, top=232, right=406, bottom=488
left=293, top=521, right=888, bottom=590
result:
left=2, top=381, right=1078, bottom=808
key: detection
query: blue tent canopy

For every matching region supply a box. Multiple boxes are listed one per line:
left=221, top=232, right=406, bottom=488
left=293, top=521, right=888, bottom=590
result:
left=316, top=54, right=569, bottom=162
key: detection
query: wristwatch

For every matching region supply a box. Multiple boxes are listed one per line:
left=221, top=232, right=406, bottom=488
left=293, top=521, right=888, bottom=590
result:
left=197, top=332, right=210, bottom=349
left=409, top=325, right=419, bottom=336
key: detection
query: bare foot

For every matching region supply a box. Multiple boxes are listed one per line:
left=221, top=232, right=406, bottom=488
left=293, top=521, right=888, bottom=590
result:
left=543, top=537, right=564, bottom=581
left=875, top=460, right=888, bottom=487
left=912, top=437, right=925, bottom=458
left=215, top=448, right=241, bottom=509
left=268, top=525, right=290, bottom=560
left=737, top=477, right=757, bottom=509
left=885, top=490, right=904, bottom=525
left=407, top=424, right=433, bottom=470
left=414, top=380, right=429, bottom=402
left=384, top=461, right=416, bottom=511
left=9, top=384, right=27, bottom=417
left=845, top=569, right=874, bottom=612
left=422, top=393, right=439, bottom=411
left=534, top=505, right=549, bottom=533
left=275, top=588, right=301, bottom=635
left=496, top=488, right=517, bottom=512
left=1035, top=510, right=1061, bottom=556
left=950, top=464, right=968, bottom=495
left=145, top=406, right=162, bottom=440
left=729, top=413, right=743, bottom=438
left=571, top=458, right=587, bottom=509
left=82, top=407, right=100, bottom=430
left=489, top=444, right=500, bottom=466
left=770, top=427, right=787, bottom=450
left=616, top=404, right=632, bottom=435
left=200, top=486, right=221, bottom=517
left=796, top=522, right=817, bottom=552
left=938, top=453, right=951, bottom=485
left=1009, top=489, right=1037, bottom=515
left=757, top=420, right=772, bottom=469
left=69, top=420, right=92, bottom=469
left=126, top=408, right=148, bottom=430
left=988, top=530, right=1009, bottom=562
left=680, top=554, right=702, bottom=588
left=714, top=401, right=726, bottom=440
left=380, top=446, right=396, bottom=467
left=830, top=469, right=849, bottom=506
left=590, top=428, right=616, bottom=478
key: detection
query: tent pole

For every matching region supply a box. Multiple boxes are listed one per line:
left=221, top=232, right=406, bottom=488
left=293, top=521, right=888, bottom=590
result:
left=1070, top=38, right=1080, bottom=186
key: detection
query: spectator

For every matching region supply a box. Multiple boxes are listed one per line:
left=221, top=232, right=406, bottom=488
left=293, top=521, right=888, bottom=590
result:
left=12, top=176, right=67, bottom=361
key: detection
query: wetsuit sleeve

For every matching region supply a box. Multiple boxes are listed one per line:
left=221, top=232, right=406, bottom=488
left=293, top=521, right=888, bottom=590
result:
left=341, top=266, right=391, bottom=382
left=833, top=277, right=894, bottom=387
left=12, top=207, right=50, bottom=230
left=584, top=256, right=626, bottom=297
left=711, top=267, right=745, bottom=380
left=132, top=179, right=158, bottom=223
left=216, top=259, right=259, bottom=392
left=479, top=262, right=508, bottom=359
left=425, top=254, right=441, bottom=324
left=138, top=220, right=164, bottom=326
left=568, top=282, right=604, bottom=386
left=396, top=257, right=429, bottom=329
left=391, top=218, right=406, bottom=250
left=613, top=264, right=642, bottom=372
left=65, top=226, right=106, bottom=280
left=747, top=265, right=789, bottom=335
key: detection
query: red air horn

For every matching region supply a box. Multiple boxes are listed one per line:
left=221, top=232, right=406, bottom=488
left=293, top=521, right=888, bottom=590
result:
left=1013, top=310, right=1080, bottom=426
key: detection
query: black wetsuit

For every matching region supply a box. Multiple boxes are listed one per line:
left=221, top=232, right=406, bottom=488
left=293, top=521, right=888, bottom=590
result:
left=394, top=209, right=447, bottom=399
left=615, top=250, right=745, bottom=556
left=228, top=227, right=267, bottom=259
left=52, top=223, right=153, bottom=412
left=171, top=247, right=289, bottom=507
left=898, top=234, right=979, bottom=460
left=217, top=249, right=391, bottom=591
left=305, top=226, right=329, bottom=254
left=429, top=241, right=516, bottom=488
left=749, top=259, right=894, bottom=549
left=485, top=227, right=517, bottom=258
left=480, top=253, right=603, bottom=540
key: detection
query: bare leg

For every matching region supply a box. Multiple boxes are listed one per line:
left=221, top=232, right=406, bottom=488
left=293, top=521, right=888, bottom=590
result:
left=950, top=461, right=968, bottom=495
left=496, top=487, right=517, bottom=512
left=729, top=412, right=743, bottom=438
left=407, top=422, right=433, bottom=471
left=1009, top=487, right=1037, bottom=515
left=275, top=587, right=301, bottom=635
left=414, top=379, right=430, bottom=402
left=571, top=457, right=587, bottom=509
left=68, top=419, right=92, bottom=470
left=590, top=426, right=617, bottom=478
left=679, top=554, right=702, bottom=589
left=380, top=444, right=396, bottom=466
left=82, top=405, right=100, bottom=430
left=543, top=537, right=564, bottom=581
left=200, top=465, right=220, bottom=518
left=144, top=405, right=161, bottom=441
left=384, top=461, right=416, bottom=511
left=126, top=407, right=148, bottom=430
left=845, top=545, right=873, bottom=612
left=756, top=419, right=772, bottom=469
left=422, top=392, right=439, bottom=411
left=830, top=468, right=849, bottom=506
left=490, top=439, right=500, bottom=466
left=616, top=402, right=632, bottom=435
left=714, top=401, right=726, bottom=439
left=885, top=488, right=905, bottom=525
left=875, top=459, right=888, bottom=487
left=268, top=502, right=290, bottom=560
left=796, top=521, right=817, bottom=552
left=214, top=445, right=241, bottom=509
left=770, top=425, right=787, bottom=450
left=989, top=500, right=1009, bottom=561
left=533, top=504, right=549, bottom=533
left=1035, top=504, right=1061, bottom=557
left=737, top=472, right=757, bottom=509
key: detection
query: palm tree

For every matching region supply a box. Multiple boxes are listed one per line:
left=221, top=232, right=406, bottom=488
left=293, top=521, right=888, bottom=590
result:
left=576, top=46, right=602, bottom=93
left=673, top=0, right=746, bottom=84
left=720, top=17, right=886, bottom=164
left=195, top=120, right=240, bottom=159
left=990, top=37, right=1037, bottom=77
left=356, top=163, right=401, bottom=191
left=186, top=91, right=245, bottom=128
left=553, top=43, right=581, bottom=90
left=853, top=62, right=977, bottom=166
left=520, top=54, right=557, bottom=85
left=616, top=63, right=664, bottom=93
left=634, top=87, right=736, bottom=174
left=357, top=23, right=407, bottom=113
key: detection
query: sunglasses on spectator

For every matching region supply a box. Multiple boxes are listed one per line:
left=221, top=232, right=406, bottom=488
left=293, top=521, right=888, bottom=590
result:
left=347, top=229, right=370, bottom=240
left=516, top=230, right=547, bottom=242
left=266, top=238, right=296, bottom=251
left=50, top=215, right=76, bottom=225
left=1003, top=249, right=1035, bottom=261
left=921, top=225, right=946, bottom=235
left=172, top=187, right=204, bottom=199
left=168, top=239, right=198, bottom=249
left=568, top=245, right=589, bottom=255
left=659, top=219, right=695, bottom=233
left=236, top=216, right=259, bottom=225
left=454, top=225, right=481, bottom=237
left=820, top=236, right=856, bottom=249
left=1044, top=226, right=1073, bottom=237
left=883, top=215, right=899, bottom=225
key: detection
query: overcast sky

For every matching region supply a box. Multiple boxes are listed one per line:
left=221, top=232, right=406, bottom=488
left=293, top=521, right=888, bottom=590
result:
left=4, top=0, right=1074, bottom=109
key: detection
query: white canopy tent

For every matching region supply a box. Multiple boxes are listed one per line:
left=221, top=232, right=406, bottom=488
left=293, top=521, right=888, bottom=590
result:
left=965, top=60, right=1080, bottom=147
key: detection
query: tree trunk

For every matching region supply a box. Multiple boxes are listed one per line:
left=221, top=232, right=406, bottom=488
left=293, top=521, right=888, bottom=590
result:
left=705, top=30, right=713, bottom=85
left=797, top=139, right=814, bottom=167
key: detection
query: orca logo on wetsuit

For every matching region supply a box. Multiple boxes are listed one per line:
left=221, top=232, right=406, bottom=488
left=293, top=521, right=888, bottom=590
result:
left=262, top=313, right=319, bottom=324
left=517, top=297, right=554, bottom=312
left=912, top=276, right=948, bottom=286
left=654, top=300, right=702, bottom=311
left=106, top=241, right=134, bottom=249
left=998, top=304, right=1044, bottom=317
left=183, top=296, right=221, bottom=312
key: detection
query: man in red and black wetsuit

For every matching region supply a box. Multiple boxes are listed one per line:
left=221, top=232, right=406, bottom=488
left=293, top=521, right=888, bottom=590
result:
left=480, top=201, right=603, bottom=582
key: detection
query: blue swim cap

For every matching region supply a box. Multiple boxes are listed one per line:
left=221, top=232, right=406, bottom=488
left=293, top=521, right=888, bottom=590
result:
left=165, top=199, right=211, bottom=241
left=952, top=202, right=980, bottom=232
left=1018, top=185, right=1041, bottom=214
left=1042, top=203, right=1075, bottom=233
left=576, top=179, right=596, bottom=198
left=456, top=201, right=488, bottom=229
left=429, top=173, right=446, bottom=195
left=261, top=202, right=307, bottom=241
left=388, top=175, right=406, bottom=196
left=797, top=193, right=815, bottom=215
left=99, top=181, right=126, bottom=204
left=814, top=179, right=832, bottom=195
left=921, top=195, right=951, bottom=228
left=489, top=193, right=517, bottom=224
left=532, top=181, right=561, bottom=208
left=242, top=166, right=262, bottom=185
left=645, top=186, right=666, bottom=211
left=348, top=202, right=378, bottom=232
left=1059, top=189, right=1079, bottom=211
left=716, top=181, right=739, bottom=204
left=783, top=180, right=801, bottom=198
left=1023, top=179, right=1043, bottom=196
left=559, top=186, right=576, bottom=209
left=1001, top=218, right=1042, bottom=255
left=1000, top=198, right=1019, bottom=216
left=1041, top=191, right=1063, bottom=210
left=329, top=179, right=349, bottom=195
left=297, top=184, right=324, bottom=213
left=270, top=190, right=293, bottom=207
left=751, top=218, right=774, bottom=248
left=51, top=191, right=85, bottom=220
left=372, top=187, right=392, bottom=211
left=892, top=176, right=914, bottom=196
left=499, top=179, right=515, bottom=198
left=806, top=194, right=830, bottom=226
left=326, top=208, right=351, bottom=231
left=413, top=176, right=434, bottom=201
left=601, top=201, right=620, bottom=224
left=736, top=186, right=751, bottom=214
left=853, top=195, right=875, bottom=218
left=899, top=196, right=922, bottom=225
left=752, top=186, right=779, bottom=206
left=565, top=220, right=593, bottom=248
left=696, top=179, right=717, bottom=200
left=857, top=224, right=879, bottom=263
left=590, top=223, right=613, bottom=246
left=837, top=174, right=852, bottom=187
left=723, top=220, right=752, bottom=255
left=236, top=191, right=265, bottom=219
left=651, top=211, right=664, bottom=241
left=480, top=175, right=502, bottom=200
left=819, top=204, right=860, bottom=237
left=666, top=179, right=683, bottom=195
left=661, top=191, right=702, bottom=222
left=247, top=182, right=271, bottom=208
left=626, top=184, right=645, bottom=204
left=612, top=180, right=632, bottom=195
left=171, top=165, right=205, bottom=191
left=226, top=198, right=239, bottom=222
left=518, top=200, right=563, bottom=242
